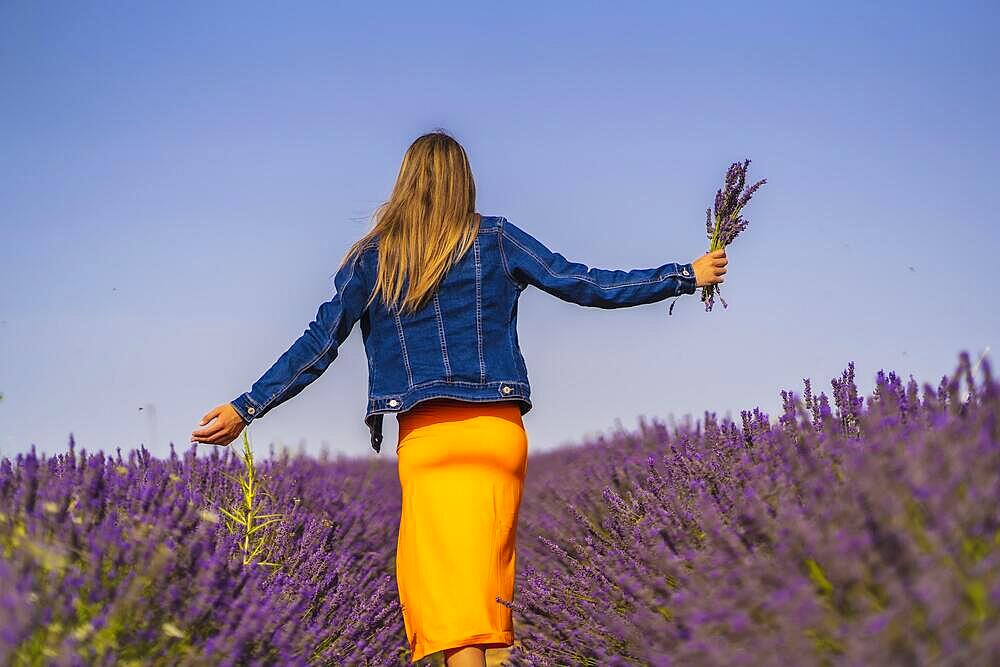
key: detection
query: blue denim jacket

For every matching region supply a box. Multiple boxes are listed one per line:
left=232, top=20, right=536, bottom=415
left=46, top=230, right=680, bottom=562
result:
left=230, top=215, right=697, bottom=452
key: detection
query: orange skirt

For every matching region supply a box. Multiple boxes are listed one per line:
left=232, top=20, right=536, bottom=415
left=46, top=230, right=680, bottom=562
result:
left=394, top=398, right=528, bottom=662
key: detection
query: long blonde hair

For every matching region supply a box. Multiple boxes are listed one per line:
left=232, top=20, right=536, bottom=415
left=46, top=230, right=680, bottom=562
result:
left=340, top=129, right=481, bottom=316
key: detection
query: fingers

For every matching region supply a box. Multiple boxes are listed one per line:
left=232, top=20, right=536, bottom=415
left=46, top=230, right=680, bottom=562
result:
left=194, top=435, right=229, bottom=446
left=192, top=428, right=231, bottom=445
left=192, top=421, right=226, bottom=441
left=199, top=406, right=220, bottom=426
left=710, top=249, right=728, bottom=279
left=191, top=405, right=239, bottom=445
left=694, top=247, right=730, bottom=287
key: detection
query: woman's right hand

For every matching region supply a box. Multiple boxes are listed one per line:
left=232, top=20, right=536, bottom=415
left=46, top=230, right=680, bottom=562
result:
left=692, top=248, right=728, bottom=287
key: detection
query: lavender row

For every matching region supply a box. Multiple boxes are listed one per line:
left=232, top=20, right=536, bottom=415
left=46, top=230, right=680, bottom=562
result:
left=504, top=351, right=999, bottom=665
left=0, top=439, right=406, bottom=665
left=3, top=350, right=996, bottom=664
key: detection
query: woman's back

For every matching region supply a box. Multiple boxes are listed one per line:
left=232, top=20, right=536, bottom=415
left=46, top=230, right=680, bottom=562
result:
left=228, top=214, right=698, bottom=452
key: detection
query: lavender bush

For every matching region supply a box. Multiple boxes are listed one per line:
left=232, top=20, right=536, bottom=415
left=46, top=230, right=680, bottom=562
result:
left=2, top=350, right=996, bottom=665
left=0, top=441, right=405, bottom=665
left=503, top=351, right=999, bottom=665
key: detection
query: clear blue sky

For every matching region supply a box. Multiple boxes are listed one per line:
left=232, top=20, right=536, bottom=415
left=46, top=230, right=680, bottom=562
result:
left=2, top=2, right=997, bottom=459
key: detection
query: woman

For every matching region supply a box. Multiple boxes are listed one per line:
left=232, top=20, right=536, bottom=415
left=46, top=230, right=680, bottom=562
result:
left=191, top=130, right=727, bottom=665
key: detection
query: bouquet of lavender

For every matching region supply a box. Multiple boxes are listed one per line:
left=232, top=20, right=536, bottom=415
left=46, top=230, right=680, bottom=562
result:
left=671, top=158, right=766, bottom=315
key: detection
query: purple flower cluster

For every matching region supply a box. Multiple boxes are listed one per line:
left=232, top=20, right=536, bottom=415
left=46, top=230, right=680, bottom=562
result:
left=0, top=441, right=406, bottom=665
left=701, top=158, right=766, bottom=312
left=2, top=350, right=997, bottom=664
left=503, top=351, right=999, bottom=665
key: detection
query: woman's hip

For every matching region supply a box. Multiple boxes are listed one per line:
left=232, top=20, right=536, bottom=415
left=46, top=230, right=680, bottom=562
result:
left=395, top=399, right=527, bottom=476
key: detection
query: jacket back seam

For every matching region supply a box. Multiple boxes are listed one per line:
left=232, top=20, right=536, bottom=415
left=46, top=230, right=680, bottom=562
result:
left=495, top=220, right=526, bottom=291
left=432, top=293, right=452, bottom=380
left=474, top=236, right=486, bottom=383
left=370, top=377, right=529, bottom=395
left=392, top=309, right=414, bottom=388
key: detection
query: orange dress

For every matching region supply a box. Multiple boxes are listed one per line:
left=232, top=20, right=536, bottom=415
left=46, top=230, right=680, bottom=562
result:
left=394, top=398, right=528, bottom=662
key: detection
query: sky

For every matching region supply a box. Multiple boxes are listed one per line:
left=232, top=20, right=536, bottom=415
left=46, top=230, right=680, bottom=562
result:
left=1, top=1, right=997, bottom=460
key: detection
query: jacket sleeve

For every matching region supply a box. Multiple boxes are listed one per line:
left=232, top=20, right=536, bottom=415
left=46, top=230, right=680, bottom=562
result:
left=497, top=217, right=697, bottom=308
left=229, top=247, right=375, bottom=423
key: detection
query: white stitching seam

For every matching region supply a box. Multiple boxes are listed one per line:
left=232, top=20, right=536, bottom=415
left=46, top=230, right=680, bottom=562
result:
left=432, top=293, right=452, bottom=380
left=500, top=217, right=681, bottom=289
left=393, top=308, right=414, bottom=389
left=474, top=237, right=485, bottom=384
left=369, top=392, right=530, bottom=418
left=512, top=324, right=528, bottom=377
left=368, top=337, right=376, bottom=388
left=494, top=221, right=530, bottom=378
left=258, top=250, right=362, bottom=413
left=507, top=232, right=680, bottom=287
left=372, top=378, right=529, bottom=396
left=496, top=221, right=525, bottom=290
left=364, top=245, right=379, bottom=387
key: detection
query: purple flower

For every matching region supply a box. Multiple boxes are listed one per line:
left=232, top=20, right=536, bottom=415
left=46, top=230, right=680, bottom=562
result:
left=682, top=159, right=766, bottom=314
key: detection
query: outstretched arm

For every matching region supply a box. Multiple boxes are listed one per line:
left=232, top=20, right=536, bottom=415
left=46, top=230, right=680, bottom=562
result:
left=497, top=217, right=698, bottom=308
left=193, top=248, right=375, bottom=446
left=229, top=248, right=375, bottom=423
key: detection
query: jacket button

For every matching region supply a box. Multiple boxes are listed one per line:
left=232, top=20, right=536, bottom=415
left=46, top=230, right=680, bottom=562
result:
left=682, top=268, right=690, bottom=276
left=388, top=399, right=399, bottom=407
left=501, top=385, right=512, bottom=394
left=247, top=407, right=256, bottom=415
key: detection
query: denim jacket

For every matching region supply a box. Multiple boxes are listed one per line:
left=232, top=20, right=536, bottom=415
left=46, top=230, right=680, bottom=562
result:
left=230, top=215, right=697, bottom=452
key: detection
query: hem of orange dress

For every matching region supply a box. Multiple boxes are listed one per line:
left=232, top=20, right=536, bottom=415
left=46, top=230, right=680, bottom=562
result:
left=411, top=630, right=514, bottom=661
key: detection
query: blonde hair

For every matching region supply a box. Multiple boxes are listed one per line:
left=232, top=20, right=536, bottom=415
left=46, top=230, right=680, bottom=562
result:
left=340, top=129, right=481, bottom=315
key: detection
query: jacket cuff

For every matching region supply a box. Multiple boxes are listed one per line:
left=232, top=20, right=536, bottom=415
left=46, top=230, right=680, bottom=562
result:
left=675, top=262, right=697, bottom=295
left=230, top=393, right=258, bottom=424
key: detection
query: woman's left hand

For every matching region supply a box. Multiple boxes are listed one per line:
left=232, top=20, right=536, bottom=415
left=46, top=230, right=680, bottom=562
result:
left=191, top=403, right=247, bottom=446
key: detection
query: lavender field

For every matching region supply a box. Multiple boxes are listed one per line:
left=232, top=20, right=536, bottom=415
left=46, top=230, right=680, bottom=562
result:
left=2, top=351, right=998, bottom=666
